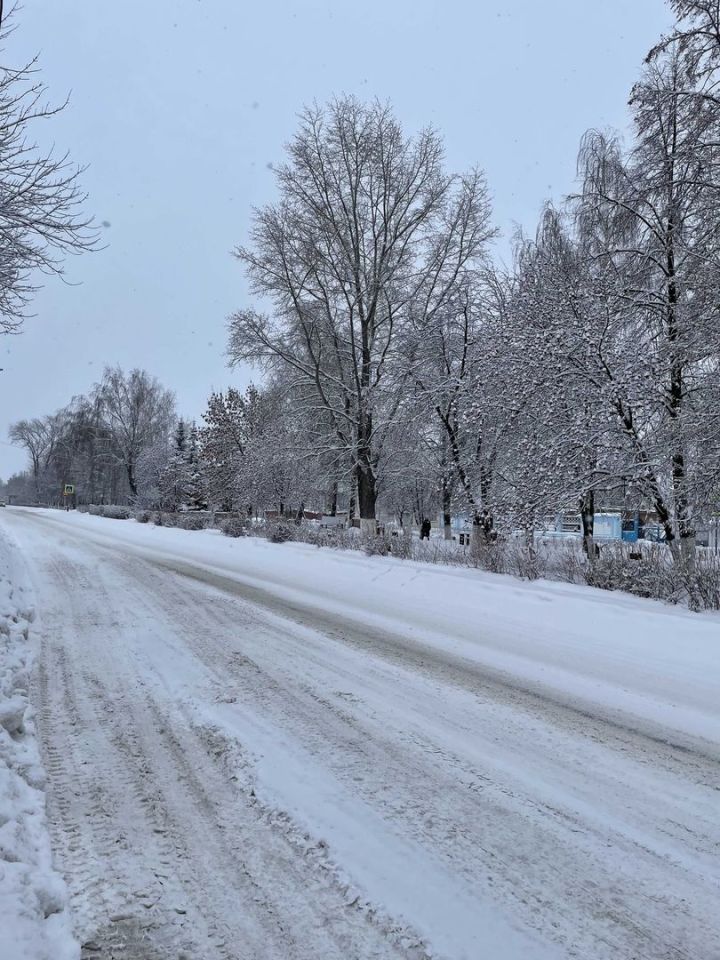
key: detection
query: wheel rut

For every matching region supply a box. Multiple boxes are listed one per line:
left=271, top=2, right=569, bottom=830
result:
left=31, top=549, right=419, bottom=960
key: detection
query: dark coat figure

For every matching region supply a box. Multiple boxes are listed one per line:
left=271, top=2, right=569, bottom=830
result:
left=420, top=518, right=432, bottom=540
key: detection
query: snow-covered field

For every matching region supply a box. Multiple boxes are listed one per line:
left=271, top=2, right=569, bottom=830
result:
left=1, top=506, right=719, bottom=959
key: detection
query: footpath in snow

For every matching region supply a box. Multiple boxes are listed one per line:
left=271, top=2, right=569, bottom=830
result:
left=0, top=523, right=79, bottom=960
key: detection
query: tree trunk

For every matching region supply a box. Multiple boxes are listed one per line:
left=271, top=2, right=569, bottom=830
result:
left=437, top=406, right=484, bottom=537
left=470, top=513, right=483, bottom=558
left=356, top=415, right=377, bottom=533
left=666, top=212, right=694, bottom=565
left=442, top=483, right=452, bottom=540
left=525, top=525, right=535, bottom=552
left=579, top=489, right=595, bottom=559
left=680, top=525, right=696, bottom=568
left=348, top=483, right=357, bottom=528
left=127, top=459, right=138, bottom=499
left=328, top=480, right=338, bottom=517
left=612, top=397, right=677, bottom=555
left=357, top=466, right=377, bottom=535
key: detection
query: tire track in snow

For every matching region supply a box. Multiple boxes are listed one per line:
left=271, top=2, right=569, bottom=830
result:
left=13, top=509, right=720, bottom=960
left=130, top=554, right=717, bottom=960
left=33, top=563, right=210, bottom=959
left=152, top=555, right=720, bottom=766
left=29, top=540, right=425, bottom=960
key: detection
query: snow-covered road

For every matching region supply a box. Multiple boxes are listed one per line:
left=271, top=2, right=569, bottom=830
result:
left=2, top=508, right=719, bottom=960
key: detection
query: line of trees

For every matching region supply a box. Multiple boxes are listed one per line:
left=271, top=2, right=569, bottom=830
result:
left=7, top=373, right=327, bottom=519
left=8, top=2, right=720, bottom=568
left=8, top=367, right=175, bottom=506
left=224, top=4, right=720, bottom=562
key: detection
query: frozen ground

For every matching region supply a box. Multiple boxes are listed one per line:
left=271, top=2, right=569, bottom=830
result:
left=1, top=507, right=718, bottom=959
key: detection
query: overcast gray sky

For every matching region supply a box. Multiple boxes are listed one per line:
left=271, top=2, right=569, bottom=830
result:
left=0, top=0, right=672, bottom=477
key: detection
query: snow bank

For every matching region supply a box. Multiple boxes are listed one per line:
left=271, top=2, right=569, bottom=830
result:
left=0, top=528, right=79, bottom=960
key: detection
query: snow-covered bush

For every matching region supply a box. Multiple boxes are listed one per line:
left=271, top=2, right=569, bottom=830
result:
left=100, top=505, right=130, bottom=520
left=135, top=510, right=151, bottom=523
left=549, top=541, right=586, bottom=584
left=388, top=528, right=413, bottom=559
left=469, top=539, right=505, bottom=574
left=157, top=512, right=184, bottom=528
left=86, top=504, right=130, bottom=519
left=362, top=534, right=390, bottom=556
left=220, top=517, right=249, bottom=538
left=295, top=526, right=356, bottom=550
left=506, top=541, right=546, bottom=581
left=685, top=554, right=720, bottom=611
left=176, top=513, right=206, bottom=531
left=583, top=544, right=678, bottom=602
left=267, top=521, right=295, bottom=543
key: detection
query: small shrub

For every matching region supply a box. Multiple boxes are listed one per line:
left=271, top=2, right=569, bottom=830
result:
left=177, top=513, right=207, bottom=531
left=550, top=540, right=585, bottom=584
left=679, top=553, right=720, bottom=611
left=507, top=541, right=546, bottom=581
left=300, top=526, right=355, bottom=550
left=471, top=538, right=506, bottom=574
left=135, top=510, right=151, bottom=524
left=221, top=517, right=248, bottom=538
left=267, top=522, right=295, bottom=543
left=101, top=504, right=130, bottom=520
left=582, top=544, right=677, bottom=602
left=420, top=538, right=462, bottom=566
left=389, top=528, right=413, bottom=559
left=362, top=534, right=390, bottom=556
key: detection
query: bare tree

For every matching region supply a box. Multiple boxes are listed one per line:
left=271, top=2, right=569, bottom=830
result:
left=413, top=272, right=524, bottom=552
left=650, top=2, right=720, bottom=104
left=98, top=367, right=175, bottom=499
left=228, top=97, right=494, bottom=533
left=8, top=417, right=50, bottom=498
left=0, top=10, right=95, bottom=332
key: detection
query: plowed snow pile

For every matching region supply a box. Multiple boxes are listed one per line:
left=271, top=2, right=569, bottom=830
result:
left=0, top=527, right=78, bottom=960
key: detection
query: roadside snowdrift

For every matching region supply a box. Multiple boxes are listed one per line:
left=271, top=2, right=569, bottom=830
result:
left=0, top=528, right=78, bottom=960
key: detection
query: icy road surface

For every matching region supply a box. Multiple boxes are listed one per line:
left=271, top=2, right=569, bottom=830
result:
left=2, top=508, right=719, bottom=960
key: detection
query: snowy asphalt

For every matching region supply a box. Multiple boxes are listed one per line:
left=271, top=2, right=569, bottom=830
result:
left=3, top=508, right=719, bottom=960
